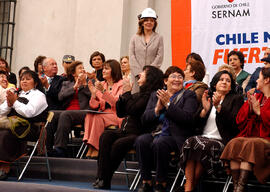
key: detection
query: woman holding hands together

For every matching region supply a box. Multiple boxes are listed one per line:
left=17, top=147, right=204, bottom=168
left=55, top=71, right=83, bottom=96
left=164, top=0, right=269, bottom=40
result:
left=83, top=59, right=123, bottom=158
left=179, top=70, right=244, bottom=192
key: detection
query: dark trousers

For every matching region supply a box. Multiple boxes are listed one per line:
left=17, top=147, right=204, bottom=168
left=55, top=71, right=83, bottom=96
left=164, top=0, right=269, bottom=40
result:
left=97, top=129, right=137, bottom=183
left=135, top=133, right=179, bottom=182
left=46, top=111, right=61, bottom=151
left=54, top=110, right=86, bottom=149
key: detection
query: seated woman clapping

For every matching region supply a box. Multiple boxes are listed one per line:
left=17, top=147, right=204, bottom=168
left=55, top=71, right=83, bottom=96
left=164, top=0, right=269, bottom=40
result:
left=179, top=70, right=244, bottom=192
left=220, top=67, right=270, bottom=192
left=0, top=70, right=48, bottom=180
left=47, top=61, right=91, bottom=157
left=93, top=66, right=164, bottom=189
left=0, top=67, right=15, bottom=105
left=135, top=66, right=198, bottom=192
left=83, top=59, right=123, bottom=158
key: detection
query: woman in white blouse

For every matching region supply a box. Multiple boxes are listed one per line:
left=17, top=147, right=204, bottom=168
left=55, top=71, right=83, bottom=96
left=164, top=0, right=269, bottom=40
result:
left=178, top=71, right=244, bottom=192
left=0, top=70, right=48, bottom=180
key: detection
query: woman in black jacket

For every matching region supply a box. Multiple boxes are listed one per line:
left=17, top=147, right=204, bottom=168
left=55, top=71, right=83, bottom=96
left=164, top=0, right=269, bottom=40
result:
left=93, top=65, right=164, bottom=189
left=179, top=70, right=244, bottom=192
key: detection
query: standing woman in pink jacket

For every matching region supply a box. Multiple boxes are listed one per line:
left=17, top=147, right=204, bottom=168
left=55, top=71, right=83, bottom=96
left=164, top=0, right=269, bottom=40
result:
left=129, top=8, right=164, bottom=93
left=83, top=59, right=123, bottom=158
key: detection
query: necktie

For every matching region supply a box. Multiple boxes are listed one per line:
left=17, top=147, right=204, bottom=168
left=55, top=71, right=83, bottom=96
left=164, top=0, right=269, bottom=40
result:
left=48, top=77, right=52, bottom=84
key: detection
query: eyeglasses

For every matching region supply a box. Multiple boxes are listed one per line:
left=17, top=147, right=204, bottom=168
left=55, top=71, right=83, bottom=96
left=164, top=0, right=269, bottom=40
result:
left=169, top=74, right=183, bottom=80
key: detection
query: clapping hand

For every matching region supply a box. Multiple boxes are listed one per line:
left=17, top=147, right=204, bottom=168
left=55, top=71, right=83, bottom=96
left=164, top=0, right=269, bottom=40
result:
left=86, top=71, right=96, bottom=80
left=95, top=81, right=104, bottom=93
left=212, top=91, right=222, bottom=107
left=88, top=80, right=97, bottom=98
left=200, top=90, right=211, bottom=117
left=122, top=76, right=133, bottom=93
left=247, top=92, right=260, bottom=115
left=6, top=89, right=18, bottom=107
left=154, top=89, right=171, bottom=115
left=157, top=89, right=171, bottom=107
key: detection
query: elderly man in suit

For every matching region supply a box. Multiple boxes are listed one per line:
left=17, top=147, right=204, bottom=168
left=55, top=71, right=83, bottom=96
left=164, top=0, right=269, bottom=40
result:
left=39, top=57, right=64, bottom=152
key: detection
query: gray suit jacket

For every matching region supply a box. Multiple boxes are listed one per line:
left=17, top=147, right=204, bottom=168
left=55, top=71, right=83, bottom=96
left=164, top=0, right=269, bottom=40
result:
left=129, top=32, right=164, bottom=77
left=58, top=80, right=91, bottom=110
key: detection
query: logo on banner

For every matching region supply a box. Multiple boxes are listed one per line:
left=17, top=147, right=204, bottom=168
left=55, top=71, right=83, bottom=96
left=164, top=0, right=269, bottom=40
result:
left=212, top=1, right=250, bottom=19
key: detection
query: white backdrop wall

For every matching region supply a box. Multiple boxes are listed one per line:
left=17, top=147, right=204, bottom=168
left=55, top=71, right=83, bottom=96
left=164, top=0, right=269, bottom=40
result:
left=12, top=0, right=172, bottom=77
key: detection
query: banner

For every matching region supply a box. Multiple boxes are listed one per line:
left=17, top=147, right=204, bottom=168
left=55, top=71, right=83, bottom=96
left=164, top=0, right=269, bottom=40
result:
left=172, top=0, right=270, bottom=81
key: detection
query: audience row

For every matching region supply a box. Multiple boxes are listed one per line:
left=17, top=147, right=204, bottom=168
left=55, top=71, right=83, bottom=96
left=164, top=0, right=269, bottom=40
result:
left=0, top=7, right=269, bottom=192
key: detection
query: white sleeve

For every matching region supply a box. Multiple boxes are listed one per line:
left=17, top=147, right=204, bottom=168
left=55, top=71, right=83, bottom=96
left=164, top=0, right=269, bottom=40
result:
left=13, top=92, right=48, bottom=118
left=0, top=101, right=11, bottom=116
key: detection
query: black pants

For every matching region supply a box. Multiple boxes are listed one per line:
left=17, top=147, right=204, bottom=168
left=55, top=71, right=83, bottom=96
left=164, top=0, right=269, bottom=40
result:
left=97, top=129, right=138, bottom=183
left=54, top=110, right=87, bottom=149
left=135, top=133, right=179, bottom=183
left=46, top=110, right=86, bottom=150
left=46, top=111, right=61, bottom=151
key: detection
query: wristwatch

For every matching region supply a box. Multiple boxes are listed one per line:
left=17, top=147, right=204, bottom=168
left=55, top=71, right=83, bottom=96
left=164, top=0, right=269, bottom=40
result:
left=166, top=102, right=170, bottom=109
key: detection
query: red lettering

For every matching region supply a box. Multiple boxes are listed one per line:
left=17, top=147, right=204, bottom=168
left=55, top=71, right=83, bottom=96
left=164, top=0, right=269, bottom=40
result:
left=239, top=48, right=249, bottom=63
left=223, top=49, right=231, bottom=64
left=248, top=47, right=260, bottom=63
left=213, top=49, right=224, bottom=64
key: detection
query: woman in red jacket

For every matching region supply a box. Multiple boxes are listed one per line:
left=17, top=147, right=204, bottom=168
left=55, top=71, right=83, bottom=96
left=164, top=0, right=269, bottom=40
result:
left=221, top=67, right=270, bottom=192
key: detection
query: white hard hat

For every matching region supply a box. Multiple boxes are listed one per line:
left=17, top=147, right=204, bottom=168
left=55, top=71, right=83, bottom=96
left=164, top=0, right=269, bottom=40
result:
left=140, top=8, right=157, bottom=19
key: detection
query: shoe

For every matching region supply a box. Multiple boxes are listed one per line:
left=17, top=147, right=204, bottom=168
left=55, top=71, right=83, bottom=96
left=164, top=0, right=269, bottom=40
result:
left=92, top=178, right=99, bottom=187
left=93, top=179, right=111, bottom=189
left=0, top=170, right=8, bottom=180
left=138, top=183, right=153, bottom=192
left=154, top=183, right=166, bottom=192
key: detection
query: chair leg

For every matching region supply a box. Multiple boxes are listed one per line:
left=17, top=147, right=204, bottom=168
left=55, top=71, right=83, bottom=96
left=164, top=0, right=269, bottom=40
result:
left=123, top=158, right=130, bottom=187
left=18, top=141, right=39, bottom=181
left=129, top=169, right=140, bottom=191
left=222, top=176, right=232, bottom=192
left=80, top=145, right=88, bottom=159
left=44, top=146, right=52, bottom=181
left=180, top=175, right=186, bottom=187
left=170, top=168, right=183, bottom=192
left=133, top=172, right=141, bottom=191
left=76, top=142, right=85, bottom=158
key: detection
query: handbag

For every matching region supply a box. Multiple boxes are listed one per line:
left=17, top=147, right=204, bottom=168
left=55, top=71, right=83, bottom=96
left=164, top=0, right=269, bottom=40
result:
left=8, top=116, right=30, bottom=138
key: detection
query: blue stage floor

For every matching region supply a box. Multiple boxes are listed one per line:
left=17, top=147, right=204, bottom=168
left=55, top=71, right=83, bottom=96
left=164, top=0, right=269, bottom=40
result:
left=5, top=177, right=130, bottom=192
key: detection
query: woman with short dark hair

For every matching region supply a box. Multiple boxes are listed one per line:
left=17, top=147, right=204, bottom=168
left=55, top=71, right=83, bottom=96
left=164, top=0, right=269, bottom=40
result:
left=83, top=59, right=123, bottom=158
left=0, top=70, right=48, bottom=180
left=34, top=55, right=46, bottom=75
left=136, top=66, right=198, bottom=192
left=0, top=67, right=13, bottom=105
left=227, top=50, right=250, bottom=90
left=184, top=57, right=208, bottom=103
left=0, top=57, right=17, bottom=87
left=47, top=61, right=92, bottom=157
left=89, top=51, right=105, bottom=81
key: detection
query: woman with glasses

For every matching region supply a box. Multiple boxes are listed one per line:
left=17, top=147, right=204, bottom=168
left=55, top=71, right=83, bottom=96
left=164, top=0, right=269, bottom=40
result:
left=135, top=66, right=198, bottom=192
